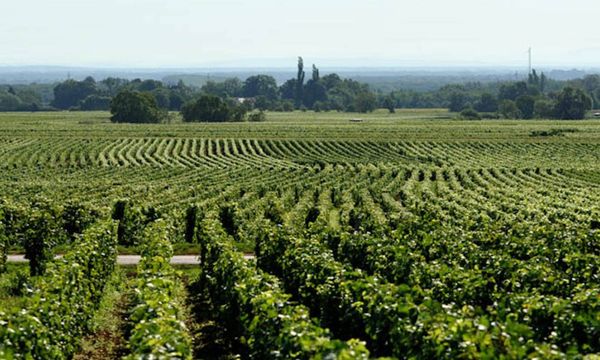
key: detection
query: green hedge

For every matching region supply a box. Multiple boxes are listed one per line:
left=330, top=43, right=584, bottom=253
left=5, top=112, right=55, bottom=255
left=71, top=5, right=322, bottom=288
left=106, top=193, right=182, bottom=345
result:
left=0, top=220, right=117, bottom=359
left=124, top=219, right=193, bottom=359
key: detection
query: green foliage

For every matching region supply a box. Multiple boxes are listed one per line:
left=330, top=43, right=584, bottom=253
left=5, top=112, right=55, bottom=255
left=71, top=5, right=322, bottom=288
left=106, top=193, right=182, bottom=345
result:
left=242, top=75, right=279, bottom=100
left=448, top=90, right=469, bottom=112
left=475, top=92, right=499, bottom=112
left=534, top=98, right=556, bottom=118
left=499, top=99, right=522, bottom=119
left=459, top=107, right=481, bottom=120
left=80, top=94, right=111, bottom=111
left=1, top=200, right=98, bottom=276
left=112, top=199, right=159, bottom=247
left=0, top=220, right=117, bottom=359
left=125, top=220, right=193, bottom=359
left=110, top=90, right=165, bottom=123
left=23, top=204, right=64, bottom=276
left=198, top=214, right=371, bottom=359
left=181, top=95, right=233, bottom=122
left=530, top=128, right=579, bottom=137
left=202, top=78, right=243, bottom=98
left=554, top=87, right=592, bottom=120
left=516, top=95, right=536, bottom=119
left=247, top=109, right=266, bottom=122
left=354, top=92, right=377, bottom=113
left=52, top=77, right=98, bottom=109
left=382, top=96, right=396, bottom=113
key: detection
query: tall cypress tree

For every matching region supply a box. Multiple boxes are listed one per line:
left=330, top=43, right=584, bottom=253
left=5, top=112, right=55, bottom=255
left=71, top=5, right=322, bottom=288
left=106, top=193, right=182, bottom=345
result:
left=295, top=57, right=305, bottom=108
left=312, top=64, right=320, bottom=82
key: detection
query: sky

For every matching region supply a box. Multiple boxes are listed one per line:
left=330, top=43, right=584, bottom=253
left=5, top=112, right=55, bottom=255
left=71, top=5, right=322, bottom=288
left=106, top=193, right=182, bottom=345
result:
left=1, top=0, right=599, bottom=68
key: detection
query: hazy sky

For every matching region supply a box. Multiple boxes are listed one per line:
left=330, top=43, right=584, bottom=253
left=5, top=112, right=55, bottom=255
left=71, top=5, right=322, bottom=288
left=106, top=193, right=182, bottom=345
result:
left=1, top=0, right=599, bottom=68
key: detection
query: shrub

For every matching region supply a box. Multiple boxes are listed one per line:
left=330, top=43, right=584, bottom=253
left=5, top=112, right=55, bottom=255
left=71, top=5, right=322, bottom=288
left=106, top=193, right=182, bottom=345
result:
left=248, top=110, right=266, bottom=122
left=110, top=90, right=165, bottom=123
left=181, top=95, right=231, bottom=122
left=459, top=108, right=481, bottom=120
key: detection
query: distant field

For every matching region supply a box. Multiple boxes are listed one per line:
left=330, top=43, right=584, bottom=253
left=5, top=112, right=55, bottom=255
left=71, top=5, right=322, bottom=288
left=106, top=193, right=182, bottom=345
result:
left=0, top=110, right=599, bottom=358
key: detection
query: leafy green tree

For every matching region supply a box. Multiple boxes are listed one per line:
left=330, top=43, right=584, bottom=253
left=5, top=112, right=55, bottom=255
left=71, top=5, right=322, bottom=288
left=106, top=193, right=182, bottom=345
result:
left=0, top=92, right=22, bottom=111
left=474, top=93, right=498, bottom=112
left=499, top=100, right=521, bottom=119
left=80, top=95, right=111, bottom=110
left=516, top=95, right=536, bottom=119
left=110, top=90, right=164, bottom=123
left=254, top=95, right=272, bottom=111
left=243, top=75, right=279, bottom=100
left=280, top=79, right=297, bottom=100
left=498, top=81, right=528, bottom=101
left=354, top=92, right=377, bottom=113
left=303, top=80, right=327, bottom=108
left=181, top=95, right=231, bottom=122
left=534, top=99, right=556, bottom=119
left=52, top=79, right=98, bottom=109
left=382, top=96, right=396, bottom=113
left=202, top=78, right=243, bottom=98
left=151, top=88, right=171, bottom=109
left=448, top=91, right=469, bottom=112
left=100, top=77, right=129, bottom=96
left=554, top=87, right=592, bottom=119
left=136, top=79, right=163, bottom=92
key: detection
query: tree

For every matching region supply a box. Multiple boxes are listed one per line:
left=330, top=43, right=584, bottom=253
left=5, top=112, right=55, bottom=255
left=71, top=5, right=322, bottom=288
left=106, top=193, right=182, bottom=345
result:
left=474, top=93, right=498, bottom=113
left=448, top=90, right=469, bottom=112
left=312, top=64, right=320, bottom=82
left=303, top=79, right=327, bottom=108
left=295, top=57, right=305, bottom=107
left=52, top=79, right=98, bottom=109
left=80, top=95, right=111, bottom=110
left=242, top=75, right=279, bottom=100
left=201, top=78, right=242, bottom=98
left=0, top=92, right=22, bottom=111
left=100, top=77, right=128, bottom=96
left=354, top=92, right=377, bottom=113
left=554, top=87, right=592, bottom=120
left=499, top=81, right=528, bottom=101
left=516, top=95, right=536, bottom=119
left=534, top=99, right=556, bottom=119
left=460, top=108, right=481, bottom=120
left=499, top=100, right=521, bottom=119
left=152, top=88, right=171, bottom=109
left=280, top=79, right=297, bottom=100
left=110, top=90, right=164, bottom=123
left=181, top=95, right=231, bottom=122
left=382, top=96, right=396, bottom=113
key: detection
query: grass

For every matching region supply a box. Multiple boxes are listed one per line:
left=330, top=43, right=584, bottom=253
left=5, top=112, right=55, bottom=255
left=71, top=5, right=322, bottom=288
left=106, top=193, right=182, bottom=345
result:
left=73, top=267, right=132, bottom=359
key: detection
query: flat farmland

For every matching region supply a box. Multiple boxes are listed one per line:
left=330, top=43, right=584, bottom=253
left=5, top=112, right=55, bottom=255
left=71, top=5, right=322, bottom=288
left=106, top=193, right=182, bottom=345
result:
left=0, top=110, right=598, bottom=359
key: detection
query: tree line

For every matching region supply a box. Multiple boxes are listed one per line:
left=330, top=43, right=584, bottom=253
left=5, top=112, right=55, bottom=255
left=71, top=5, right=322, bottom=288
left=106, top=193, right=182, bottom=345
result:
left=1, top=60, right=598, bottom=120
left=382, top=70, right=595, bottom=119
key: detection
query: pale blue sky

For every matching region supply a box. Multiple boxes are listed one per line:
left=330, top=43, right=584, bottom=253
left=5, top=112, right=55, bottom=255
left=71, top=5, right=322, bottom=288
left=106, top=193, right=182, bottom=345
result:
left=0, top=0, right=598, bottom=68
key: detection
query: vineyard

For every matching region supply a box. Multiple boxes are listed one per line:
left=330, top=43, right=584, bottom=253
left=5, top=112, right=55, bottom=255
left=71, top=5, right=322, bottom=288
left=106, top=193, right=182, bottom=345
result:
left=0, top=110, right=599, bottom=359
